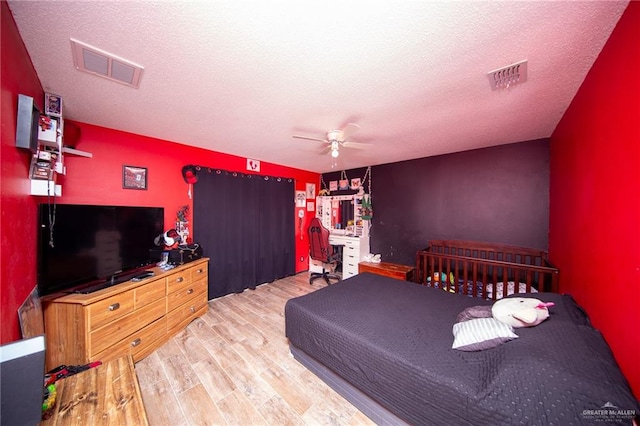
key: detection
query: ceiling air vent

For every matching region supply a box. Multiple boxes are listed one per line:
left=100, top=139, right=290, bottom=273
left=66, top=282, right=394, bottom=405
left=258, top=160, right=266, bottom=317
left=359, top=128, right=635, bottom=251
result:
left=487, top=60, right=527, bottom=90
left=70, top=38, right=144, bottom=88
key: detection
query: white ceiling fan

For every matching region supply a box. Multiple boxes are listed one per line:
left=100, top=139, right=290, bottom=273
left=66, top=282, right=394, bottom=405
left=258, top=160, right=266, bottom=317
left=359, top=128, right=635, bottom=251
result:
left=293, top=123, right=370, bottom=158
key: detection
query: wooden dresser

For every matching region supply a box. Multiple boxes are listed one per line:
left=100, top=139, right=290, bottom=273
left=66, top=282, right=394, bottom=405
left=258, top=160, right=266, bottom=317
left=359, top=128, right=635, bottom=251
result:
left=358, top=261, right=415, bottom=282
left=42, top=258, right=209, bottom=371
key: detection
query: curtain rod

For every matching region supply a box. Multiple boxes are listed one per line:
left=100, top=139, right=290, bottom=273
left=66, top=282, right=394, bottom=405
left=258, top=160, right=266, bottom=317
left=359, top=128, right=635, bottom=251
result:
left=188, top=165, right=294, bottom=183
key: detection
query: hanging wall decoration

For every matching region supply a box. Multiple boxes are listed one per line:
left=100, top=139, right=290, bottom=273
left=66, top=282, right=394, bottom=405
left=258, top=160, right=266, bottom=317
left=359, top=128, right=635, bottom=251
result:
left=361, top=194, right=373, bottom=220
left=181, top=165, right=199, bottom=199
left=320, top=166, right=372, bottom=197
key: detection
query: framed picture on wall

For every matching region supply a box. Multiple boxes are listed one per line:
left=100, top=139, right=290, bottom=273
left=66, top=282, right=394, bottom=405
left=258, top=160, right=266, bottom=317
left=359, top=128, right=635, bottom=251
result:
left=306, top=183, right=316, bottom=199
left=123, top=165, right=147, bottom=190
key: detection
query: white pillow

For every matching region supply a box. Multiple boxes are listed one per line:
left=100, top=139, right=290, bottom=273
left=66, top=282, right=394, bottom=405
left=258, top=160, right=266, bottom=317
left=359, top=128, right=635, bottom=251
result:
left=452, top=317, right=518, bottom=351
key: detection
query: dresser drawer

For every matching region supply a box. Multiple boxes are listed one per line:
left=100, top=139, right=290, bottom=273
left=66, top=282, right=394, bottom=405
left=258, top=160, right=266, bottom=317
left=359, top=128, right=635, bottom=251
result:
left=90, top=298, right=166, bottom=356
left=130, top=316, right=168, bottom=361
left=92, top=317, right=167, bottom=364
left=167, top=278, right=207, bottom=312
left=134, top=278, right=166, bottom=309
left=344, top=244, right=359, bottom=253
left=343, top=262, right=359, bottom=278
left=89, top=289, right=135, bottom=331
left=344, top=250, right=359, bottom=264
left=190, top=264, right=208, bottom=281
left=167, top=295, right=208, bottom=333
left=343, top=239, right=360, bottom=249
left=166, top=270, right=191, bottom=293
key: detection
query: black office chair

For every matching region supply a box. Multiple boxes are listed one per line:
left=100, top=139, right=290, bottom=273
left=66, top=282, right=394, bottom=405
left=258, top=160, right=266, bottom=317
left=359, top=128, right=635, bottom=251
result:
left=308, top=218, right=341, bottom=285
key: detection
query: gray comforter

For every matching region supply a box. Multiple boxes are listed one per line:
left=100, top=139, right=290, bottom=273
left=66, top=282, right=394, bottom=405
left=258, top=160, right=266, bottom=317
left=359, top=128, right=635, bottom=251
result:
left=285, top=273, right=639, bottom=425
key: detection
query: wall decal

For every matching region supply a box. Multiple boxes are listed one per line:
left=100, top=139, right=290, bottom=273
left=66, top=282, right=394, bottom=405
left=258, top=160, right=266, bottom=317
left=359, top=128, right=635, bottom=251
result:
left=247, top=158, right=260, bottom=172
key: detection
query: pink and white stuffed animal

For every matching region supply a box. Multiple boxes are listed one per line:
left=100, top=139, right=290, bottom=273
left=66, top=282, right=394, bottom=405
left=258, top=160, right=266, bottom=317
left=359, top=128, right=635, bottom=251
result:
left=492, top=297, right=555, bottom=328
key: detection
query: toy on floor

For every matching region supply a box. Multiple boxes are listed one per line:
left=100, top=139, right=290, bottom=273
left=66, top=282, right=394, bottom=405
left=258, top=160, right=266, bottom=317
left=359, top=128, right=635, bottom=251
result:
left=41, top=384, right=57, bottom=419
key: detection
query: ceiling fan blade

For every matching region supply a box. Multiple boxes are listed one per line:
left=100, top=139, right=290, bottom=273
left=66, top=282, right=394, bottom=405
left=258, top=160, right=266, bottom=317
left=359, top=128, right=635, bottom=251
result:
left=336, top=115, right=362, bottom=131
left=342, top=141, right=371, bottom=149
left=340, top=123, right=360, bottom=141
left=292, top=135, right=328, bottom=143
left=319, top=145, right=332, bottom=154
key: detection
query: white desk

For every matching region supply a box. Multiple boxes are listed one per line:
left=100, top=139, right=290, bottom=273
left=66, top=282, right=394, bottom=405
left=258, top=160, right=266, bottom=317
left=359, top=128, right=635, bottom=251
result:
left=309, top=234, right=370, bottom=279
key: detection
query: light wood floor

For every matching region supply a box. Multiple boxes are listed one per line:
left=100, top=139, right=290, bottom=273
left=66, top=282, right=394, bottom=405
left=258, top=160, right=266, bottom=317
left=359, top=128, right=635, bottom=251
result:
left=135, top=273, right=376, bottom=426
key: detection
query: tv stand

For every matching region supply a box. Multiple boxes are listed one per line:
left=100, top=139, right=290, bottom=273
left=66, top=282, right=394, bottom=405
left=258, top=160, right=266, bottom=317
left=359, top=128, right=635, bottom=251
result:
left=41, top=258, right=209, bottom=371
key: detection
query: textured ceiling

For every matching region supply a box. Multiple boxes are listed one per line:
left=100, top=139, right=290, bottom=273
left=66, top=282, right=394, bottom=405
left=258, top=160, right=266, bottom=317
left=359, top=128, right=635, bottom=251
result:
left=8, top=1, right=628, bottom=173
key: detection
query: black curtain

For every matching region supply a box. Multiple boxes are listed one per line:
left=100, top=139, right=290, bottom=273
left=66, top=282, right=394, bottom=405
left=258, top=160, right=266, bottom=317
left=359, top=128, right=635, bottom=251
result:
left=193, top=169, right=295, bottom=299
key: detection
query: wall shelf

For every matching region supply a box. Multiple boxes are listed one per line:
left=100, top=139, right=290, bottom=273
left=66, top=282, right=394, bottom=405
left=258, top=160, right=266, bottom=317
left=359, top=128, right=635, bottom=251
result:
left=62, top=147, right=92, bottom=158
left=27, top=93, right=91, bottom=197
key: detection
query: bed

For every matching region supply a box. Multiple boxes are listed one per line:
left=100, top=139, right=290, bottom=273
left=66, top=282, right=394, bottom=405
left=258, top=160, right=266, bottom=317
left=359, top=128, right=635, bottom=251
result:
left=285, top=273, right=639, bottom=425
left=416, top=240, right=560, bottom=299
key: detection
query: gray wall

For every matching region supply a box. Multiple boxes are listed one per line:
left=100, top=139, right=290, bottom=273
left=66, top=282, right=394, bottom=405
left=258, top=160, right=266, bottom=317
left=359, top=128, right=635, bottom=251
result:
left=323, top=139, right=550, bottom=266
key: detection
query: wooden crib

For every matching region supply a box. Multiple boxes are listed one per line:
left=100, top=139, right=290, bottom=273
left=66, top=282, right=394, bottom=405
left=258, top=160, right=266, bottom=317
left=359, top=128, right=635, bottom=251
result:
left=415, top=240, right=559, bottom=300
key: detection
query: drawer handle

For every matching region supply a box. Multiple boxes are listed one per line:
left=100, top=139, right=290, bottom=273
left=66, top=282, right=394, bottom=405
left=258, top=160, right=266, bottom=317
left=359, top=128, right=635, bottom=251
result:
left=190, top=306, right=196, bottom=313
left=186, top=288, right=194, bottom=294
left=108, top=303, right=120, bottom=311
left=131, top=338, right=141, bottom=347
left=196, top=269, right=203, bottom=273
left=176, top=277, right=184, bottom=283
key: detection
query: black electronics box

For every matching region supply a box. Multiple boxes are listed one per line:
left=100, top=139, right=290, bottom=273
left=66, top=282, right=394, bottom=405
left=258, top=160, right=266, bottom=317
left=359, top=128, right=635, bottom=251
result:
left=150, top=244, right=203, bottom=266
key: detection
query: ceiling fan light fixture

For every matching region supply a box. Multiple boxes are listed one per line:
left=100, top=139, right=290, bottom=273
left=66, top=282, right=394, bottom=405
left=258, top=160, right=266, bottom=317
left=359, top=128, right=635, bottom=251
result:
left=330, top=140, right=340, bottom=158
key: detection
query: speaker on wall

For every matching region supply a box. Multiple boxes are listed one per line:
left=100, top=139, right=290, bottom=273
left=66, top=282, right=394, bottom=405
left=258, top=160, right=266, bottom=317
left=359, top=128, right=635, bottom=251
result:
left=15, top=94, right=40, bottom=153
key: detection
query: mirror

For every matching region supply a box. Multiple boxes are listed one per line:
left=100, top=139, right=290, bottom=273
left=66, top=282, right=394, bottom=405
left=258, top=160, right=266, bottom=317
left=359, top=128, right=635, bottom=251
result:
left=317, top=194, right=367, bottom=237
left=331, top=199, right=354, bottom=230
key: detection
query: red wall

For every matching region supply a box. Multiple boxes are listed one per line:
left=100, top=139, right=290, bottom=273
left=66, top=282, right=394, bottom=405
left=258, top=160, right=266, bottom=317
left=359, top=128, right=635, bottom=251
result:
left=549, top=2, right=640, bottom=397
left=1, top=1, right=45, bottom=344
left=0, top=2, right=318, bottom=344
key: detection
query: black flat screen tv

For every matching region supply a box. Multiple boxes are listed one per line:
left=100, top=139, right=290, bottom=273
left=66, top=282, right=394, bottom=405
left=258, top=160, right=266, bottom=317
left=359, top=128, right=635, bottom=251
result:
left=38, top=204, right=164, bottom=296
